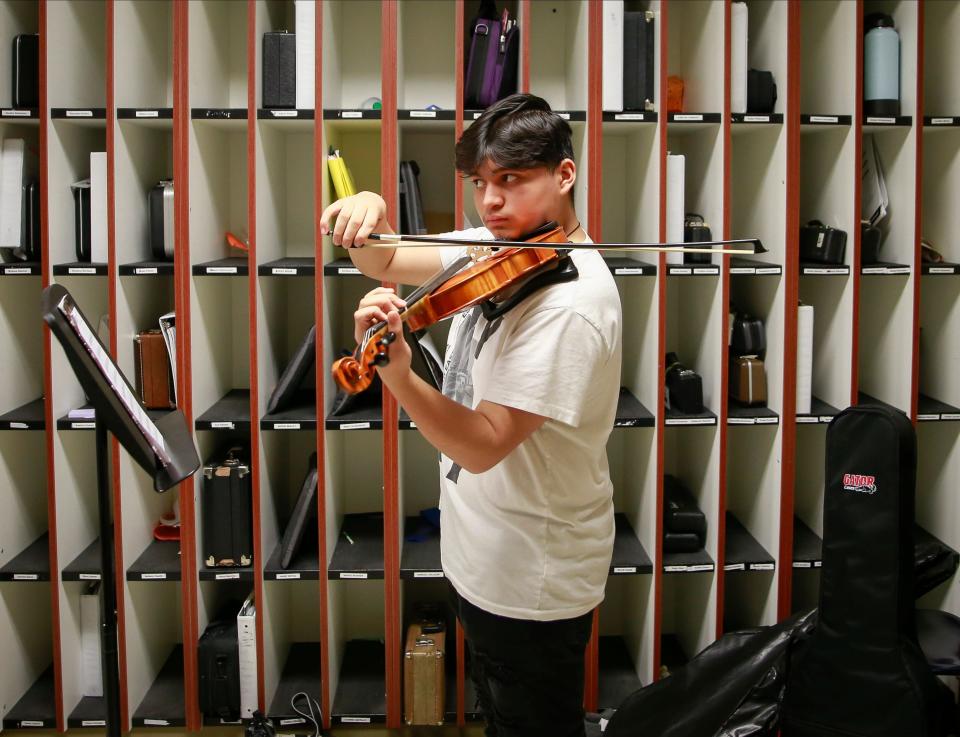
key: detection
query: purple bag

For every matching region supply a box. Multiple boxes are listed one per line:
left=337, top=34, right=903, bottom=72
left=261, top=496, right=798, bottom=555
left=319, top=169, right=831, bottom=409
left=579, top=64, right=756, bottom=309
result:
left=465, top=8, right=519, bottom=109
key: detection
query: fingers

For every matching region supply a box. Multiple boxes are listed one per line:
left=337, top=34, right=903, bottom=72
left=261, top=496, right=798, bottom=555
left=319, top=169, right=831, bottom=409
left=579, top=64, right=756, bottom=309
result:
left=318, top=199, right=344, bottom=237
left=354, top=288, right=406, bottom=344
left=320, top=192, right=384, bottom=248
left=359, top=287, right=406, bottom=312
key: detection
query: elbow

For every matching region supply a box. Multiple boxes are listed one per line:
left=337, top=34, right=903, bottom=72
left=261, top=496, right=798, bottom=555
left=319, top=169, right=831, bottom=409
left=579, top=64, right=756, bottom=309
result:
left=460, top=447, right=508, bottom=475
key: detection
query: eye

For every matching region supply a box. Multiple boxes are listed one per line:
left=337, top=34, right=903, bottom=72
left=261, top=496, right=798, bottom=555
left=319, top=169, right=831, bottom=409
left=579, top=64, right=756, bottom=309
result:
left=503, top=173, right=517, bottom=183
left=471, top=178, right=485, bottom=190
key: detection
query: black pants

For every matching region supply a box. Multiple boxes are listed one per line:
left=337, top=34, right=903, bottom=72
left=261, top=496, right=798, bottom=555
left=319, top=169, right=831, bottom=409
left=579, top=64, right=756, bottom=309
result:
left=448, top=583, right=594, bottom=737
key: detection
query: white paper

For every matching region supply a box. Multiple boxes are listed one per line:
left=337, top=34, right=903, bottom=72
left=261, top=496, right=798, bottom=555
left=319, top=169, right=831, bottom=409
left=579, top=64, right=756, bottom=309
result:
left=602, top=0, right=624, bottom=111
left=295, top=0, right=316, bottom=109
left=796, top=303, right=814, bottom=415
left=90, top=152, right=108, bottom=262
left=731, top=3, right=748, bottom=114
left=666, top=154, right=685, bottom=264
left=81, top=582, right=103, bottom=697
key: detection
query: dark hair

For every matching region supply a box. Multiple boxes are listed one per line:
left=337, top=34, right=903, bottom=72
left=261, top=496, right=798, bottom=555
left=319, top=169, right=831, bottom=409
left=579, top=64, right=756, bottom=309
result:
left=455, top=93, right=574, bottom=176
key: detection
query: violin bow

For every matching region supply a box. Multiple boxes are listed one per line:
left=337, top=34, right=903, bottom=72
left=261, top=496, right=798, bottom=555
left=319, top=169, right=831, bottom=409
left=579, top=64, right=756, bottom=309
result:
left=365, top=232, right=766, bottom=255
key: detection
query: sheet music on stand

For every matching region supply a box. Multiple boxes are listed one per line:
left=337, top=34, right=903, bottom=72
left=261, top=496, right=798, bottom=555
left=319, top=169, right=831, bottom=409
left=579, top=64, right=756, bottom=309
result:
left=862, top=134, right=889, bottom=226
left=58, top=294, right=172, bottom=468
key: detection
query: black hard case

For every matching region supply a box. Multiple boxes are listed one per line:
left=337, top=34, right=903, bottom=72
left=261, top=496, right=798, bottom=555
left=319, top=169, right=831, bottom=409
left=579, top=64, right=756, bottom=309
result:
left=198, top=617, right=241, bottom=720
left=262, top=31, right=295, bottom=109
left=783, top=405, right=955, bottom=737
left=799, top=221, right=846, bottom=265
left=730, top=313, right=766, bottom=359
left=683, top=214, right=712, bottom=265
left=71, top=179, right=91, bottom=262
left=665, top=353, right=704, bottom=415
left=149, top=180, right=174, bottom=260
left=747, top=69, right=777, bottom=114
left=202, top=450, right=253, bottom=568
left=623, top=11, right=655, bottom=111
left=663, top=475, right=707, bottom=537
left=13, top=34, right=39, bottom=109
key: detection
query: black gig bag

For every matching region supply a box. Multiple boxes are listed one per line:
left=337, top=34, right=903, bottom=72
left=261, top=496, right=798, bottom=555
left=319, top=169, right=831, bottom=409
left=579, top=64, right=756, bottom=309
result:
left=746, top=69, right=777, bottom=114
left=399, top=160, right=427, bottom=235
left=782, top=404, right=955, bottom=737
left=623, top=11, right=655, bottom=111
left=198, top=615, right=241, bottom=719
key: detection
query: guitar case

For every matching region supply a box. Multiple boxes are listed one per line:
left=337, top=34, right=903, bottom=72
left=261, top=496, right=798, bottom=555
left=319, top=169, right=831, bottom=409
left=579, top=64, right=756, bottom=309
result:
left=782, top=404, right=955, bottom=737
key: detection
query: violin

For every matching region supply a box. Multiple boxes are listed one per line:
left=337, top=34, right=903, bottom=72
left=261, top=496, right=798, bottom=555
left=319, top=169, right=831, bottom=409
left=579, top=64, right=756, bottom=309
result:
left=331, top=224, right=767, bottom=395
left=331, top=221, right=570, bottom=395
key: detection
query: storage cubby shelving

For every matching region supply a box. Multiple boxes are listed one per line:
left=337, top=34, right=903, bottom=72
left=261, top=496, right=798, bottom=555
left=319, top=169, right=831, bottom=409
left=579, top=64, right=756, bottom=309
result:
left=4, top=0, right=958, bottom=730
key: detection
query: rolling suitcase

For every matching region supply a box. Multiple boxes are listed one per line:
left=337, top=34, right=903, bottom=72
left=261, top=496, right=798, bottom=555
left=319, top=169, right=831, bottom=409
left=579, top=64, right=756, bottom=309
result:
left=149, top=180, right=174, bottom=260
left=729, top=355, right=766, bottom=407
left=404, top=619, right=445, bottom=725
left=203, top=449, right=253, bottom=568
left=198, top=616, right=241, bottom=720
left=134, top=329, right=175, bottom=409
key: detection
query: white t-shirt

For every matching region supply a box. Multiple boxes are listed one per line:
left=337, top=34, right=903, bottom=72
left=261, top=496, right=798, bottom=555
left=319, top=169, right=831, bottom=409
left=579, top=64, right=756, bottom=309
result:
left=436, top=228, right=623, bottom=621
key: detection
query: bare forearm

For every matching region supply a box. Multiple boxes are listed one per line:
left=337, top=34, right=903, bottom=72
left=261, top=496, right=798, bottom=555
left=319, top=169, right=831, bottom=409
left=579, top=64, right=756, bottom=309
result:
left=384, top=370, right=502, bottom=474
left=347, top=221, right=396, bottom=281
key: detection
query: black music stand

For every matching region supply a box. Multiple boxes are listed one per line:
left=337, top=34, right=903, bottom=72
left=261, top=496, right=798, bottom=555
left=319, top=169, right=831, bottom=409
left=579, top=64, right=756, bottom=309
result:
left=42, top=284, right=200, bottom=737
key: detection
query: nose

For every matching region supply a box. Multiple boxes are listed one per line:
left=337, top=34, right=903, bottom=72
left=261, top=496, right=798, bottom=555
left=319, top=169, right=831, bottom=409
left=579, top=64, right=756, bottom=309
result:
left=481, top=182, right=504, bottom=211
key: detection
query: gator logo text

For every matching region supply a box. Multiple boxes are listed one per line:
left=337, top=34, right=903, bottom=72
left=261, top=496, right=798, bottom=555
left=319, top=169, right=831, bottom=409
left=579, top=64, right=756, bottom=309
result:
left=842, top=473, right=877, bottom=494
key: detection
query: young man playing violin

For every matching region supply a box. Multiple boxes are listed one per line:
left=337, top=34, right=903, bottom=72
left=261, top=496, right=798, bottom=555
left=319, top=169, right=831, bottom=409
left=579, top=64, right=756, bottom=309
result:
left=320, top=93, right=622, bottom=737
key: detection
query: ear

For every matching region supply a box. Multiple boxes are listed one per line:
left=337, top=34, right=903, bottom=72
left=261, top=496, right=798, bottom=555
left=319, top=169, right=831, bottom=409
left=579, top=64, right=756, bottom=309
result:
left=556, top=158, right=576, bottom=196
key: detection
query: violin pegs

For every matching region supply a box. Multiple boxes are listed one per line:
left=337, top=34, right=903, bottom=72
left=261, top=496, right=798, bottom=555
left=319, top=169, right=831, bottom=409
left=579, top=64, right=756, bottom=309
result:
left=382, top=331, right=397, bottom=344
left=372, top=352, right=390, bottom=367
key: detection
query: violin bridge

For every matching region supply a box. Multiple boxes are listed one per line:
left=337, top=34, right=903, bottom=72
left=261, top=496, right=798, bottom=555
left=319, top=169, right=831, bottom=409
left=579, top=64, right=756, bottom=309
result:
left=467, top=244, right=495, bottom=262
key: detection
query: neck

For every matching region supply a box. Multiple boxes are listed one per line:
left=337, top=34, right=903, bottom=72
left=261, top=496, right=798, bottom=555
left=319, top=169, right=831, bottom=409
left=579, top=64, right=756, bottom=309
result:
left=556, top=206, right=584, bottom=242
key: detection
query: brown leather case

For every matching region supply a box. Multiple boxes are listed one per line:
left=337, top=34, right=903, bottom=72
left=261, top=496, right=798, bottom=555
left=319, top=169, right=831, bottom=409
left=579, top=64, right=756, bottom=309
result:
left=730, top=355, right=767, bottom=406
left=403, top=621, right=445, bottom=726
left=134, top=329, right=175, bottom=409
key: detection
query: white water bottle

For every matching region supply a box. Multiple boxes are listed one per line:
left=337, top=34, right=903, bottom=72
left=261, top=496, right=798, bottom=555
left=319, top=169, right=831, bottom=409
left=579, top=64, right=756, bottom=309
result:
left=864, top=13, right=900, bottom=117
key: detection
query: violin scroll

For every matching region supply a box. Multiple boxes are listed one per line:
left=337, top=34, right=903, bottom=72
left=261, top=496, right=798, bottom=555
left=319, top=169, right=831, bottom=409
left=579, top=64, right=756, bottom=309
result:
left=332, top=330, right=397, bottom=395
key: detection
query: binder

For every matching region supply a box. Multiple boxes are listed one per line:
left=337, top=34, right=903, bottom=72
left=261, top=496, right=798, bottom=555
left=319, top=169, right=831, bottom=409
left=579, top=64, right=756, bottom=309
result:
left=90, top=152, right=108, bottom=263
left=81, top=581, right=103, bottom=697
left=602, top=0, right=624, bottom=111
left=327, top=149, right=357, bottom=200
left=666, top=154, right=685, bottom=264
left=797, top=303, right=814, bottom=415
left=731, top=2, right=748, bottom=114
left=294, top=0, right=315, bottom=109
left=237, top=594, right=257, bottom=719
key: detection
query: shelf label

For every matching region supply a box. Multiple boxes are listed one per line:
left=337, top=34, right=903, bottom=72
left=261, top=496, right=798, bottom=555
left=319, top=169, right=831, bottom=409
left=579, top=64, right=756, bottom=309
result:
left=666, top=417, right=714, bottom=426
left=10, top=422, right=29, bottom=429
left=414, top=571, right=444, bottom=578
left=341, top=717, right=372, bottom=724
left=66, top=109, right=93, bottom=117
left=144, top=719, right=170, bottom=726
left=808, top=115, right=838, bottom=124
left=280, top=718, right=306, bottom=726
left=340, top=421, right=371, bottom=430
left=276, top=572, right=301, bottom=580
left=694, top=267, right=717, bottom=275
left=141, top=573, right=167, bottom=580
left=724, top=563, right=746, bottom=571
left=743, top=115, right=769, bottom=123
left=818, top=416, right=834, bottom=423
left=730, top=267, right=753, bottom=274
left=5, top=267, right=33, bottom=274
left=340, top=572, right=368, bottom=579
left=751, top=563, right=775, bottom=571
left=613, top=566, right=637, bottom=574
left=69, top=267, right=98, bottom=275
left=674, top=114, right=703, bottom=122
left=930, top=117, right=955, bottom=125
left=728, top=417, right=755, bottom=425
left=804, top=267, right=846, bottom=274
left=886, top=267, right=910, bottom=274
left=206, top=266, right=238, bottom=274
left=756, top=417, right=778, bottom=425
left=410, top=110, right=437, bottom=118
left=917, top=413, right=940, bottom=421
left=79, top=573, right=101, bottom=580
left=134, top=267, right=158, bottom=274
left=2, top=109, right=31, bottom=117
left=793, top=561, right=812, bottom=568
left=210, top=421, right=235, bottom=429
left=216, top=572, right=241, bottom=580
left=670, top=267, right=692, bottom=275
left=272, top=267, right=298, bottom=275
left=614, top=113, right=646, bottom=121
left=135, top=110, right=159, bottom=118
left=338, top=266, right=361, bottom=274
left=73, top=422, right=96, bottom=429
left=614, top=267, right=646, bottom=275
left=928, top=267, right=955, bottom=274
left=273, top=423, right=301, bottom=430
left=757, top=267, right=780, bottom=275
left=271, top=110, right=298, bottom=117
left=341, top=111, right=362, bottom=119
left=796, top=416, right=818, bottom=424
left=558, top=112, right=571, bottom=120
left=866, top=116, right=896, bottom=124
left=82, top=720, right=107, bottom=727
left=686, top=564, right=714, bottom=572
left=941, top=413, right=960, bottom=421
left=20, top=721, right=44, bottom=727
left=473, top=112, right=483, bottom=119
left=814, top=561, right=822, bottom=568
left=13, top=573, right=39, bottom=580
